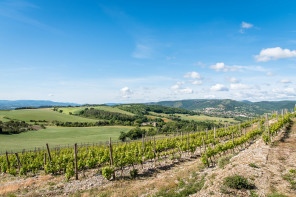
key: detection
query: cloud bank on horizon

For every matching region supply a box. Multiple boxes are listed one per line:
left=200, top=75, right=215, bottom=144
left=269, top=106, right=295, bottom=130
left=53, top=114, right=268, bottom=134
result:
left=0, top=0, right=295, bottom=104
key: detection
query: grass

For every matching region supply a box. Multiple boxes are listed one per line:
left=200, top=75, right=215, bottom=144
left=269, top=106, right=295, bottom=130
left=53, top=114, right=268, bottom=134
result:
left=267, top=193, right=287, bottom=197
left=249, top=163, right=259, bottom=168
left=218, top=155, right=233, bottom=169
left=282, top=169, right=296, bottom=190
left=0, top=109, right=98, bottom=123
left=154, top=174, right=206, bottom=197
left=177, top=114, right=239, bottom=124
left=0, top=126, right=133, bottom=153
left=57, top=106, right=135, bottom=116
left=148, top=111, right=238, bottom=124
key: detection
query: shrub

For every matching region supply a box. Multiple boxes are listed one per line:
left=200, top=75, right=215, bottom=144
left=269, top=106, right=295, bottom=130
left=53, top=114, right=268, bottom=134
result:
left=223, top=175, right=254, bottom=189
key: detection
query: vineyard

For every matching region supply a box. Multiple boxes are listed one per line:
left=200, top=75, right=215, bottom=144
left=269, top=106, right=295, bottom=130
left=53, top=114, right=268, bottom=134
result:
left=0, top=111, right=294, bottom=182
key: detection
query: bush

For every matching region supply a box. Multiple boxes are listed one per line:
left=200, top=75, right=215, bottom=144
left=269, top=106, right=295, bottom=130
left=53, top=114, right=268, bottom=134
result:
left=223, top=175, right=254, bottom=189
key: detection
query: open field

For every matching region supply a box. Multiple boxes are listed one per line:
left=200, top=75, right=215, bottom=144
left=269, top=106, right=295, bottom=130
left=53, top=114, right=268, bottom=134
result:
left=148, top=112, right=238, bottom=123
left=0, top=109, right=98, bottom=123
left=0, top=126, right=133, bottom=153
left=177, top=113, right=239, bottom=123
left=57, top=106, right=135, bottom=116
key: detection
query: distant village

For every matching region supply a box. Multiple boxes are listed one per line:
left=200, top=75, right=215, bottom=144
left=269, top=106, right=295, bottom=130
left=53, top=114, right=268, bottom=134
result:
left=202, top=107, right=256, bottom=118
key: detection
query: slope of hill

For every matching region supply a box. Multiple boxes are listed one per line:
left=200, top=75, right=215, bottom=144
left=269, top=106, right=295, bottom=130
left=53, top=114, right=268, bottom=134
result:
left=147, top=99, right=296, bottom=115
left=0, top=100, right=80, bottom=110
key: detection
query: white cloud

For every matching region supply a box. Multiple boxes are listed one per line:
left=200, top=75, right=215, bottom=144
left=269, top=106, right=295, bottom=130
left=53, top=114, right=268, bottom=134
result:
left=210, top=62, right=241, bottom=72
left=179, top=87, right=193, bottom=94
left=280, top=79, right=292, bottom=84
left=241, top=21, right=253, bottom=29
left=176, top=81, right=185, bottom=85
left=210, top=84, right=229, bottom=91
left=255, top=47, right=296, bottom=62
left=191, top=80, right=203, bottom=85
left=132, top=44, right=152, bottom=59
left=184, top=71, right=201, bottom=79
left=171, top=84, right=180, bottom=90
left=120, top=87, right=133, bottom=98
left=266, top=72, right=273, bottom=76
left=204, top=94, right=216, bottom=99
left=230, top=83, right=251, bottom=90
left=240, top=22, right=254, bottom=33
left=226, top=77, right=240, bottom=83
left=48, top=93, right=54, bottom=97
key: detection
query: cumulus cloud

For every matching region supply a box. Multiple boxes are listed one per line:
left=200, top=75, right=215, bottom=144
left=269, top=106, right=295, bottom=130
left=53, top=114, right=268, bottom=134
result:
left=120, top=87, right=133, bottom=98
left=191, top=80, right=203, bottom=85
left=255, top=47, right=296, bottom=62
left=210, top=62, right=240, bottom=72
left=171, top=84, right=180, bottom=90
left=280, top=79, right=292, bottom=84
left=230, top=83, right=251, bottom=90
left=226, top=77, right=240, bottom=83
left=210, top=84, right=229, bottom=91
left=184, top=71, right=201, bottom=79
left=179, top=87, right=193, bottom=94
left=266, top=72, right=273, bottom=76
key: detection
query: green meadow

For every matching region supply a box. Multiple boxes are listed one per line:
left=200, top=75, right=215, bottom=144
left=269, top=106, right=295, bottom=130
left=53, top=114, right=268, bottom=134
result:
left=58, top=106, right=135, bottom=116
left=0, top=109, right=97, bottom=123
left=0, top=126, right=133, bottom=153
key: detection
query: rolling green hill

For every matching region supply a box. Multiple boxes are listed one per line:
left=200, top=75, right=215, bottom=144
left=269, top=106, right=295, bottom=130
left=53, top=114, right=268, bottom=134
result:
left=58, top=106, right=135, bottom=116
left=0, top=109, right=98, bottom=123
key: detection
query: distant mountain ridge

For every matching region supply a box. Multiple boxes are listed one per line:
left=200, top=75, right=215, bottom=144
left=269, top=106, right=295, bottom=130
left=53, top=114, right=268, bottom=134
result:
left=146, top=99, right=296, bottom=115
left=0, top=100, right=80, bottom=110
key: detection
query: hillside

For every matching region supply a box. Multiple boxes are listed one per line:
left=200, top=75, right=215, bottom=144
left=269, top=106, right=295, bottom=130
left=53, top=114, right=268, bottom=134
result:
left=148, top=99, right=296, bottom=115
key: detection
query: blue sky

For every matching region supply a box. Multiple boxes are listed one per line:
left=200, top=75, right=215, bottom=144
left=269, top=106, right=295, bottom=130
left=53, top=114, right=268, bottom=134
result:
left=0, top=0, right=296, bottom=104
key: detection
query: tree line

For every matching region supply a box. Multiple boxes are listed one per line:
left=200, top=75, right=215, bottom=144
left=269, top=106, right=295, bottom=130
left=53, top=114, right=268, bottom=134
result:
left=0, top=121, right=35, bottom=134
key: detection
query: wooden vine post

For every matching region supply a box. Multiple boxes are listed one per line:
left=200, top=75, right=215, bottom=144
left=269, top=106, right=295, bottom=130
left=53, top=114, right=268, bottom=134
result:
left=213, top=127, right=216, bottom=146
left=202, top=137, right=209, bottom=167
left=187, top=132, right=189, bottom=154
left=142, top=134, right=145, bottom=152
left=282, top=109, right=284, bottom=129
left=266, top=114, right=270, bottom=139
left=15, top=153, right=22, bottom=174
left=5, top=151, right=10, bottom=170
left=153, top=137, right=156, bottom=167
left=44, top=153, right=47, bottom=167
left=109, top=137, right=115, bottom=180
left=46, top=143, right=52, bottom=163
left=276, top=111, right=279, bottom=123
left=74, top=143, right=78, bottom=180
